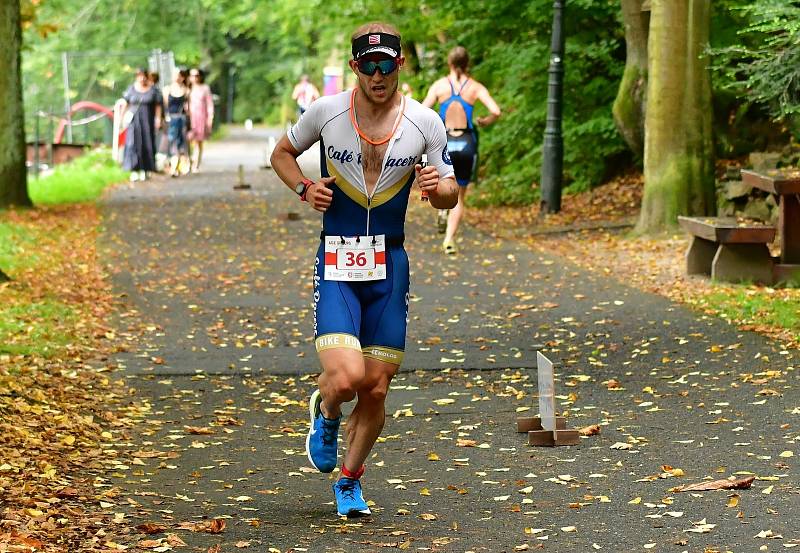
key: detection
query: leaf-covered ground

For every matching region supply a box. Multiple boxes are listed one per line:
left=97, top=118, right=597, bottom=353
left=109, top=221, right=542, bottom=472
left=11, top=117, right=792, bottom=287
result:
left=471, top=173, right=800, bottom=347
left=0, top=206, right=135, bottom=551
left=97, top=132, right=798, bottom=552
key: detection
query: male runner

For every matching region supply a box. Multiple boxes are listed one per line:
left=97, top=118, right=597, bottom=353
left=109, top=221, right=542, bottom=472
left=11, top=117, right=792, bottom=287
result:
left=423, top=46, right=501, bottom=254
left=270, top=22, right=458, bottom=517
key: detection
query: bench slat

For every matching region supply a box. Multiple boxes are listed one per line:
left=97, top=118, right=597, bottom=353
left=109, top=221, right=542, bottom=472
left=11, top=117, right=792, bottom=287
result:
left=741, top=169, right=800, bottom=195
left=678, top=216, right=776, bottom=244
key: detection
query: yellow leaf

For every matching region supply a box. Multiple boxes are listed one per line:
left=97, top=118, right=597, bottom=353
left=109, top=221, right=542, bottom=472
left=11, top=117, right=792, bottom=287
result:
left=427, top=453, right=440, bottom=461
left=420, top=488, right=431, bottom=496
left=762, top=485, right=774, bottom=495
left=727, top=494, right=740, bottom=508
left=62, top=435, right=76, bottom=445
left=628, top=497, right=642, bottom=505
left=779, top=451, right=793, bottom=458
left=433, top=398, right=455, bottom=406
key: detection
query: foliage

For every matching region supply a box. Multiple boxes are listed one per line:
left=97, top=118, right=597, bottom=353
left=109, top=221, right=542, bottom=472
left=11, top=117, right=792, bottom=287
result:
left=710, top=1, right=800, bottom=133
left=28, top=149, right=127, bottom=205
left=22, top=0, right=628, bottom=205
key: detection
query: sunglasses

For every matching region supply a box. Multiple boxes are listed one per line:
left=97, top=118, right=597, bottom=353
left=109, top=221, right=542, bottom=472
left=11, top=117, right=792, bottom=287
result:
left=356, top=57, right=399, bottom=76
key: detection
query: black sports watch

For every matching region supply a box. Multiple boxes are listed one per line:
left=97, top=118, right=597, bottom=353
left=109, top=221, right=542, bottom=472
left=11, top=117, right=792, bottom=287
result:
left=295, top=178, right=314, bottom=201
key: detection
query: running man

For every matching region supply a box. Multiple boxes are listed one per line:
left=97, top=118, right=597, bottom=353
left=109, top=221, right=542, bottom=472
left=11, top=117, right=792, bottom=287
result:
left=270, top=22, right=458, bottom=517
left=292, top=74, right=320, bottom=118
left=422, top=46, right=501, bottom=254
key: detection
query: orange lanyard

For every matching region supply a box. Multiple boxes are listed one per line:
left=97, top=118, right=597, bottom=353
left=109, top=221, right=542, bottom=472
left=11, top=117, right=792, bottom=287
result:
left=349, top=89, right=406, bottom=146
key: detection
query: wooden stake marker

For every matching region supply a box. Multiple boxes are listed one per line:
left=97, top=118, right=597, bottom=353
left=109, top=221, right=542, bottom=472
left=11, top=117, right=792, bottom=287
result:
left=517, top=351, right=580, bottom=446
left=233, top=164, right=252, bottom=190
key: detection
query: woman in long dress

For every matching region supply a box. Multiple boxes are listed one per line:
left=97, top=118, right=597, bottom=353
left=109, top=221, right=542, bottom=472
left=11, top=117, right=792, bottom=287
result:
left=121, top=68, right=162, bottom=181
left=188, top=68, right=214, bottom=172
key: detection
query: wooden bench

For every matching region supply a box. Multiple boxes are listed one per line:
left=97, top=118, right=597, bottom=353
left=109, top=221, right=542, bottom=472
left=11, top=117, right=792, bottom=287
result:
left=677, top=216, right=776, bottom=284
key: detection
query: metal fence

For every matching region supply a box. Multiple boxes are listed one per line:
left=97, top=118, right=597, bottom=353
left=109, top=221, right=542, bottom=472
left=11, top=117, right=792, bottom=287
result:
left=25, top=48, right=174, bottom=146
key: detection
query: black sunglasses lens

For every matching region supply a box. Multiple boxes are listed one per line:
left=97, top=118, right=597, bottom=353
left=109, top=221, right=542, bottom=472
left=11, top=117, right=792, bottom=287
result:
left=358, top=59, right=397, bottom=75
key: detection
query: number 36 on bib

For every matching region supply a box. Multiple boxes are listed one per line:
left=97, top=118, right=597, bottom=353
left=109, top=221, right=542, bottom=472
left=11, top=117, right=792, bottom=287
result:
left=324, top=235, right=386, bottom=282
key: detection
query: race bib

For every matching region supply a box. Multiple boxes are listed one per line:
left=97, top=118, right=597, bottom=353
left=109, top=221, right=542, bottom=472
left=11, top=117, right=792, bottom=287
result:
left=324, top=235, right=386, bottom=282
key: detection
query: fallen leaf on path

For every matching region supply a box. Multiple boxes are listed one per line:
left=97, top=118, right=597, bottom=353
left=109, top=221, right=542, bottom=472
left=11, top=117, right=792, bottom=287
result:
left=176, top=518, right=226, bottom=533
left=673, top=476, right=754, bottom=492
left=136, top=523, right=168, bottom=535
left=579, top=424, right=600, bottom=436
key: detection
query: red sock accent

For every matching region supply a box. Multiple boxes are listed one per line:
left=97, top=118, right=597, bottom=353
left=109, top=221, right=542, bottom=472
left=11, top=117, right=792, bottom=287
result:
left=341, top=464, right=365, bottom=480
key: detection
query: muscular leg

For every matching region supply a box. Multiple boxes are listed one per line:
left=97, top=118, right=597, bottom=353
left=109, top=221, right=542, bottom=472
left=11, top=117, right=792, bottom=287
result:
left=444, top=185, right=469, bottom=244
left=343, top=357, right=398, bottom=472
left=317, top=348, right=366, bottom=419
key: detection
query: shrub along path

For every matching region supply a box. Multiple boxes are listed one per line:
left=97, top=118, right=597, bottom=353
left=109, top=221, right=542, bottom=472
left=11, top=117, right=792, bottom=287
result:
left=102, top=129, right=798, bottom=552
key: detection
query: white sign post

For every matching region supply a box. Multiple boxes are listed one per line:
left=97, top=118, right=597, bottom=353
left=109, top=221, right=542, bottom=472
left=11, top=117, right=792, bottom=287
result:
left=537, top=351, right=557, bottom=439
left=516, top=351, right=580, bottom=446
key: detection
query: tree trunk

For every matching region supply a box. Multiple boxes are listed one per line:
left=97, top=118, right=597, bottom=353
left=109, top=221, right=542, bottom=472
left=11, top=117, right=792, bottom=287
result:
left=0, top=0, right=31, bottom=208
left=613, top=0, right=649, bottom=158
left=637, top=0, right=715, bottom=233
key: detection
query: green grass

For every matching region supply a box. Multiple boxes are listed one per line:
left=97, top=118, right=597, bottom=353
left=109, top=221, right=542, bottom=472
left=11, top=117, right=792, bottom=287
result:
left=704, top=288, right=800, bottom=340
left=28, top=148, right=127, bottom=205
left=0, top=221, right=38, bottom=272
left=0, top=220, right=78, bottom=357
left=0, top=299, right=77, bottom=357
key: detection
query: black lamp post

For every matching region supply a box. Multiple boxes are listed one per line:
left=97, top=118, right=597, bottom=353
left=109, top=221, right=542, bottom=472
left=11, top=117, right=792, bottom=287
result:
left=540, top=0, right=565, bottom=214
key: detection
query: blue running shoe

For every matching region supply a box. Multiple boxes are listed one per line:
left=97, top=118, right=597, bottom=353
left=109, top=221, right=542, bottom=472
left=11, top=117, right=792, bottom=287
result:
left=333, top=477, right=371, bottom=517
left=305, top=389, right=340, bottom=473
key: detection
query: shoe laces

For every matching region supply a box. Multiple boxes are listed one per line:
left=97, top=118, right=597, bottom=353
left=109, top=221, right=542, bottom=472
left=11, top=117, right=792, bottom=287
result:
left=337, top=478, right=358, bottom=501
left=321, top=417, right=338, bottom=446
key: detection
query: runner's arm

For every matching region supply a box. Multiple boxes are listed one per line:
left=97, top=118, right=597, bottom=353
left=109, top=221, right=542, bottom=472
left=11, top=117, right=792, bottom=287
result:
left=270, top=100, right=334, bottom=211
left=420, top=115, right=458, bottom=209
left=427, top=174, right=458, bottom=210
left=476, top=85, right=501, bottom=127
left=271, top=136, right=335, bottom=213
left=421, top=81, right=440, bottom=109
left=271, top=137, right=309, bottom=193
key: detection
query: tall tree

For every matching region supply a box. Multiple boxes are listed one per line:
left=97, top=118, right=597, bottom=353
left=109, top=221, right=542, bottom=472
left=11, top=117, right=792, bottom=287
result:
left=638, top=0, right=715, bottom=233
left=612, top=0, right=649, bottom=158
left=0, top=0, right=30, bottom=209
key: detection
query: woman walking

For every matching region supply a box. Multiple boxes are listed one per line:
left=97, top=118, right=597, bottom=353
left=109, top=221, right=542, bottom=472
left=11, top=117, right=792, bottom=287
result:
left=187, top=68, right=214, bottom=172
left=121, top=68, right=162, bottom=181
left=164, top=69, right=190, bottom=177
left=423, top=46, right=501, bottom=254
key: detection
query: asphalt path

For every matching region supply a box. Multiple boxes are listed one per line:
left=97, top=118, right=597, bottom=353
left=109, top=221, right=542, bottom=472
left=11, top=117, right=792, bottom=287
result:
left=101, top=128, right=799, bottom=552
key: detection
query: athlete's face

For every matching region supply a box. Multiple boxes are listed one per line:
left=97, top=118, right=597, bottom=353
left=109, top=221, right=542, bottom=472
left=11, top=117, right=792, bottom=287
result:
left=350, top=54, right=404, bottom=105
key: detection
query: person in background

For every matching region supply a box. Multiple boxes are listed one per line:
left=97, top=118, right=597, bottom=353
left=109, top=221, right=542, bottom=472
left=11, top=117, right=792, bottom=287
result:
left=292, top=74, right=320, bottom=118
left=423, top=46, right=501, bottom=254
left=188, top=68, right=214, bottom=172
left=164, top=68, right=190, bottom=177
left=121, top=67, right=162, bottom=181
left=149, top=71, right=168, bottom=171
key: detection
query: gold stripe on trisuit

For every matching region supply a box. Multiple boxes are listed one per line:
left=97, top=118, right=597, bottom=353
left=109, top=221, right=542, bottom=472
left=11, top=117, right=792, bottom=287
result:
left=362, top=345, right=404, bottom=365
left=326, top=159, right=413, bottom=210
left=315, top=333, right=362, bottom=352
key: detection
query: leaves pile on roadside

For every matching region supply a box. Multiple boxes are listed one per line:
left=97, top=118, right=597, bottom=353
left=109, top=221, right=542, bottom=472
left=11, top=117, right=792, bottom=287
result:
left=0, top=205, right=132, bottom=551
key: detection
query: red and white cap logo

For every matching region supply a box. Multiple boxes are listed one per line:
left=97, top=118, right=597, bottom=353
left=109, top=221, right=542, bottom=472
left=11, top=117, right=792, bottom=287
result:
left=368, top=34, right=380, bottom=45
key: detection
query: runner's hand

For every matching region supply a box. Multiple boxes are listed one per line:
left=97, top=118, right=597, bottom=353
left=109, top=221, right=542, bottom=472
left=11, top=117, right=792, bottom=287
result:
left=415, top=164, right=439, bottom=195
left=307, top=176, right=335, bottom=212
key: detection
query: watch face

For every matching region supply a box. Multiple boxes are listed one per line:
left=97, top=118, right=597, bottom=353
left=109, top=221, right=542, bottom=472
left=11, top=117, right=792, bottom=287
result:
left=295, top=182, right=306, bottom=195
